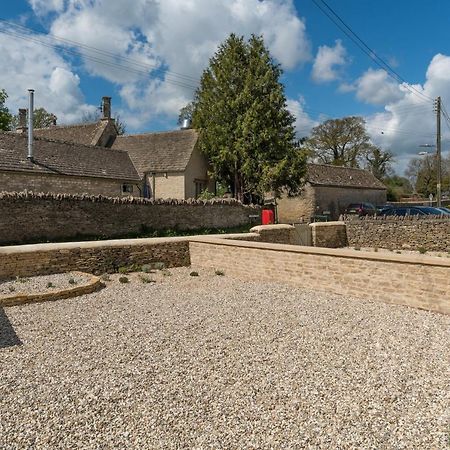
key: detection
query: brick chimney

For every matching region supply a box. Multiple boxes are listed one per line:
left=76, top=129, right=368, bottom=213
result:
left=101, top=96, right=111, bottom=120
left=16, top=108, right=28, bottom=133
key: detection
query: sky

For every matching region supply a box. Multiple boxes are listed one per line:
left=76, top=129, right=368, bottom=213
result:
left=1, top=0, right=450, bottom=174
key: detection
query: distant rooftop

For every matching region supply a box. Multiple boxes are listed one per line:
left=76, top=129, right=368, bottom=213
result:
left=307, top=163, right=386, bottom=190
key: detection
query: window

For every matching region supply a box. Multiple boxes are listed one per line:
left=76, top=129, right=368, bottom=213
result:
left=194, top=180, right=206, bottom=198
left=122, top=183, right=133, bottom=194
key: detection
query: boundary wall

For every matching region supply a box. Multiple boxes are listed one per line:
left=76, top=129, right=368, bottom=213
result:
left=0, top=191, right=261, bottom=245
left=189, top=237, right=450, bottom=315
left=1, top=225, right=448, bottom=314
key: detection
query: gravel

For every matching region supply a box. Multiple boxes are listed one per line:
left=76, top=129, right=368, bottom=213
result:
left=1, top=267, right=448, bottom=449
left=0, top=272, right=92, bottom=296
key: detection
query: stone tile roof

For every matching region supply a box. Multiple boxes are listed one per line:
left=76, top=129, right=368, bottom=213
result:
left=307, top=163, right=386, bottom=189
left=111, top=129, right=198, bottom=175
left=33, top=121, right=109, bottom=146
left=0, top=132, right=140, bottom=181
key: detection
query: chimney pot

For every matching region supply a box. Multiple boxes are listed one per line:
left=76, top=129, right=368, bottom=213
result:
left=102, top=96, right=111, bottom=120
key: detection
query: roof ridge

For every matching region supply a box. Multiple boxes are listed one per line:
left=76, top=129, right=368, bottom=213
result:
left=307, top=162, right=372, bottom=172
left=33, top=121, right=101, bottom=131
left=118, top=128, right=197, bottom=138
left=2, top=132, right=129, bottom=154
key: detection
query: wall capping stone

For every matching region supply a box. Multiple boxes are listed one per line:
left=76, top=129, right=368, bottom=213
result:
left=189, top=236, right=450, bottom=268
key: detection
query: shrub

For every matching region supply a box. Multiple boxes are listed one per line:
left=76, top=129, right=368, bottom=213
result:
left=354, top=246, right=361, bottom=251
left=68, top=277, right=77, bottom=285
left=395, top=250, right=401, bottom=254
left=139, top=275, right=155, bottom=284
left=141, top=264, right=155, bottom=273
left=215, top=269, right=225, bottom=276
left=119, top=276, right=129, bottom=284
left=47, top=282, right=54, bottom=288
left=418, top=247, right=427, bottom=254
left=152, top=262, right=166, bottom=271
left=190, top=271, right=199, bottom=277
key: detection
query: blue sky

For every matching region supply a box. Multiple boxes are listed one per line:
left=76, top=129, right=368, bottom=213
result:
left=1, top=0, right=450, bottom=173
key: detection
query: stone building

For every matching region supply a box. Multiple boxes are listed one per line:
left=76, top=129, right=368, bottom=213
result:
left=0, top=132, right=141, bottom=197
left=277, top=163, right=387, bottom=223
left=111, top=129, right=213, bottom=199
left=3, top=97, right=213, bottom=199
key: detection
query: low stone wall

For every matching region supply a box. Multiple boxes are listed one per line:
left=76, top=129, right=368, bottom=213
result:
left=0, top=191, right=261, bottom=245
left=0, top=227, right=280, bottom=281
left=345, top=216, right=450, bottom=251
left=0, top=238, right=191, bottom=280
left=310, top=222, right=347, bottom=248
left=189, top=237, right=450, bottom=315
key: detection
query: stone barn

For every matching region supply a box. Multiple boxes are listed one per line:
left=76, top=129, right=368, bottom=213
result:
left=277, top=163, right=387, bottom=223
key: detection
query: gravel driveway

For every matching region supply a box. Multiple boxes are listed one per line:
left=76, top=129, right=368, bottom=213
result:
left=1, top=267, right=448, bottom=449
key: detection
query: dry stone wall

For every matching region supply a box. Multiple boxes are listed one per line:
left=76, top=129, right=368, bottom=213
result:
left=0, top=191, right=261, bottom=245
left=345, top=216, right=450, bottom=251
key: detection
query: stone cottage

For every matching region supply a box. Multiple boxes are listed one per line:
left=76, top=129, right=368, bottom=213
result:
left=111, top=129, right=213, bottom=200
left=277, top=163, right=387, bottom=223
left=0, top=132, right=141, bottom=197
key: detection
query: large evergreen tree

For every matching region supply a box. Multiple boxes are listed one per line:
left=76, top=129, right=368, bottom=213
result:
left=190, top=34, right=305, bottom=200
left=0, top=89, right=13, bottom=131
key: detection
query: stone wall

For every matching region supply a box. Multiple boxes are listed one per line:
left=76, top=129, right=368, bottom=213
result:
left=345, top=216, right=450, bottom=251
left=189, top=237, right=450, bottom=315
left=310, top=221, right=348, bottom=248
left=0, top=191, right=261, bottom=245
left=0, top=238, right=190, bottom=280
left=250, top=224, right=297, bottom=245
left=0, top=171, right=140, bottom=198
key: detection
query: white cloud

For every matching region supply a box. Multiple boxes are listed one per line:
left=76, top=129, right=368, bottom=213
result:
left=354, top=68, right=405, bottom=105
left=26, top=0, right=310, bottom=127
left=311, top=39, right=347, bottom=83
left=286, top=97, right=318, bottom=137
left=362, top=54, right=450, bottom=173
left=0, top=29, right=95, bottom=124
left=28, top=0, right=65, bottom=15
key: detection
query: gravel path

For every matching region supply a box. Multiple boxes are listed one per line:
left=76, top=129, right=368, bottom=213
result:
left=1, top=267, right=449, bottom=449
left=0, top=272, right=92, bottom=296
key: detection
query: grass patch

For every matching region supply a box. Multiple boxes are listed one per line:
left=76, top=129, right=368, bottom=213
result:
left=118, top=276, right=129, bottom=284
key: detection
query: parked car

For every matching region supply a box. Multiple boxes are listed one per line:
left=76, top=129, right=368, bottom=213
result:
left=345, top=202, right=378, bottom=216
left=436, top=206, right=450, bottom=214
left=376, top=204, right=393, bottom=214
left=383, top=206, right=450, bottom=216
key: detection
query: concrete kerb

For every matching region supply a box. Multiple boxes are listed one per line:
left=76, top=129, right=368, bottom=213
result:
left=0, top=272, right=103, bottom=307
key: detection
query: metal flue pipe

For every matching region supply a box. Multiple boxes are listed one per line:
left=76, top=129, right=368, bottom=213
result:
left=27, top=89, right=34, bottom=160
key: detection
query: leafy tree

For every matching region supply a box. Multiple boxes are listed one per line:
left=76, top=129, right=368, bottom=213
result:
left=81, top=110, right=126, bottom=135
left=0, top=89, right=13, bottom=131
left=177, top=102, right=194, bottom=126
left=190, top=33, right=305, bottom=201
left=405, top=154, right=450, bottom=197
left=11, top=107, right=57, bottom=130
left=307, top=116, right=371, bottom=167
left=384, top=175, right=413, bottom=201
left=365, top=146, right=394, bottom=180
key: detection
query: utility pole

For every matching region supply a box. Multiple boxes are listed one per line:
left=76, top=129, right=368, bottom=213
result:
left=434, top=96, right=442, bottom=207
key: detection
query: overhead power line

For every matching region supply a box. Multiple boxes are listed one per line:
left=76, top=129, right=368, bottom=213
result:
left=311, top=0, right=434, bottom=103
left=0, top=18, right=200, bottom=91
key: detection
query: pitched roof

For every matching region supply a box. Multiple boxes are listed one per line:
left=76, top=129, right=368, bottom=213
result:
left=111, top=129, right=199, bottom=175
left=0, top=132, right=140, bottom=181
left=307, top=163, right=386, bottom=189
left=33, top=121, right=110, bottom=146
